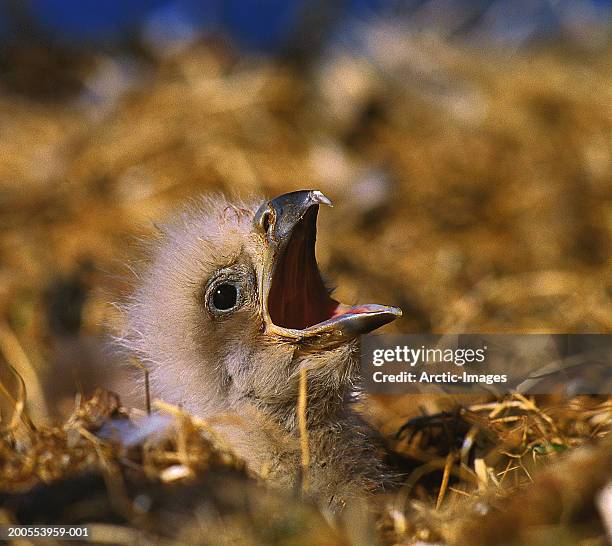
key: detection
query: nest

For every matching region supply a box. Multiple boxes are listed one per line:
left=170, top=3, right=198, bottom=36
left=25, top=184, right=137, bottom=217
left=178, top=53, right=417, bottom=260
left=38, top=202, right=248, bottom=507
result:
left=0, top=389, right=345, bottom=544
left=0, top=384, right=611, bottom=544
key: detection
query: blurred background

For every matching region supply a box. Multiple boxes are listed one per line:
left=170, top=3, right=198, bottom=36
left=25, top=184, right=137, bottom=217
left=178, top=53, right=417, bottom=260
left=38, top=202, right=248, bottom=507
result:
left=0, top=0, right=610, bottom=422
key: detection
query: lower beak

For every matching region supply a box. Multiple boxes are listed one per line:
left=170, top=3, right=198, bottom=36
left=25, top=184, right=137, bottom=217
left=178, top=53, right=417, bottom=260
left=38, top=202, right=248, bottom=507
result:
left=254, top=190, right=401, bottom=350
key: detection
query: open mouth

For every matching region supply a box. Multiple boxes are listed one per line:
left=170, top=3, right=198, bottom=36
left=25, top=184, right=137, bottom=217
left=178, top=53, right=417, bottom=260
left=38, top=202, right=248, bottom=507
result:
left=257, top=190, right=401, bottom=345
left=267, top=206, right=339, bottom=330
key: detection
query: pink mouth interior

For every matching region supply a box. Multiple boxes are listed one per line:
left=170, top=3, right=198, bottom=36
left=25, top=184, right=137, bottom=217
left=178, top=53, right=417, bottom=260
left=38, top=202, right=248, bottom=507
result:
left=268, top=206, right=348, bottom=330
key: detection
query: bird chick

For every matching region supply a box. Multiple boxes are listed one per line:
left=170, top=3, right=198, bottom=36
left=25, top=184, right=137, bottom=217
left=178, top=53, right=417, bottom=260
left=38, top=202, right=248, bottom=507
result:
left=120, top=190, right=401, bottom=510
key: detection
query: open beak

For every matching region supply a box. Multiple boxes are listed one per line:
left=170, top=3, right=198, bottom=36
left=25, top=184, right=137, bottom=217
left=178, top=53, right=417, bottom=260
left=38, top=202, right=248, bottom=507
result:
left=254, top=190, right=402, bottom=349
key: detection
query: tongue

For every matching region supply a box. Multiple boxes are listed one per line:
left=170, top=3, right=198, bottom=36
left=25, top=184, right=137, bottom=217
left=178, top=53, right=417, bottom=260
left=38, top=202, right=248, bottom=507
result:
left=331, top=304, right=378, bottom=318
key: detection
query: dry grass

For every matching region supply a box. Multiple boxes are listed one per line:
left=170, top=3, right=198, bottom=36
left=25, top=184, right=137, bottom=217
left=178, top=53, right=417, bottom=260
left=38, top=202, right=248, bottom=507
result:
left=1, top=388, right=610, bottom=544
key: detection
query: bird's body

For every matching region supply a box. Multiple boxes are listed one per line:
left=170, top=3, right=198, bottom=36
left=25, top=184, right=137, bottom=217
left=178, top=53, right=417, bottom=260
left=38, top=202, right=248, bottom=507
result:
left=120, top=191, right=400, bottom=510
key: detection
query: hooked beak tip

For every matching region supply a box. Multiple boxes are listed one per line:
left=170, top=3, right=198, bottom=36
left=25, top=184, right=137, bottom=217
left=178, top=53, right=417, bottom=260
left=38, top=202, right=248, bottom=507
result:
left=311, top=190, right=333, bottom=208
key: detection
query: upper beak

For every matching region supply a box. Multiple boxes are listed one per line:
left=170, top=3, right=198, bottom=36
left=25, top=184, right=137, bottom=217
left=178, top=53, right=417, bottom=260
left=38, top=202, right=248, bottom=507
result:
left=254, top=190, right=402, bottom=350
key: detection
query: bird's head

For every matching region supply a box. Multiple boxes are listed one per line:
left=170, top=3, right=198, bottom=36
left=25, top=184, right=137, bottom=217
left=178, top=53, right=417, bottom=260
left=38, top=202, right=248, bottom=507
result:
left=123, top=190, right=401, bottom=417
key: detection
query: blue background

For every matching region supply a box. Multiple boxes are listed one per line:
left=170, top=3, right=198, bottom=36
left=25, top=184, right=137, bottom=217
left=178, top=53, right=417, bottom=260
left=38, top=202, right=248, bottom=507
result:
left=1, top=1, right=610, bottom=52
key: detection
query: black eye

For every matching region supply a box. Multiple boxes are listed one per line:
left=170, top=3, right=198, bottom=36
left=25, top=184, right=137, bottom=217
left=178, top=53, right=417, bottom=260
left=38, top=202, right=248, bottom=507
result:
left=211, top=283, right=239, bottom=312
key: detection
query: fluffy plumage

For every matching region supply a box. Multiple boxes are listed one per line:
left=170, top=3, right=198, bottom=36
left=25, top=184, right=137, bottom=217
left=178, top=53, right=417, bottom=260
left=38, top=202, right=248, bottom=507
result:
left=119, top=192, right=399, bottom=510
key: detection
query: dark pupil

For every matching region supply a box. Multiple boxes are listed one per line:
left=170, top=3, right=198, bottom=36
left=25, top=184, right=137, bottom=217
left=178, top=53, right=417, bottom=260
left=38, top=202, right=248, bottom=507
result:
left=212, top=284, right=238, bottom=311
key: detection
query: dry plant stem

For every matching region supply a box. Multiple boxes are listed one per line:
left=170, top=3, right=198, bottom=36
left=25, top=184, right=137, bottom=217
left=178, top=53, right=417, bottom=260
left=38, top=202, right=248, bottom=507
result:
left=436, top=452, right=454, bottom=510
left=298, top=365, right=310, bottom=492
left=0, top=363, right=35, bottom=432
left=129, top=357, right=151, bottom=415
left=0, top=321, right=46, bottom=424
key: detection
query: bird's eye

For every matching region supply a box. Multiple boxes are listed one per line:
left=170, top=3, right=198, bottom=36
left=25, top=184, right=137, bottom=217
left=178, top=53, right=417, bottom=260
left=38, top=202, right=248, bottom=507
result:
left=203, top=268, right=250, bottom=317
left=210, top=283, right=239, bottom=312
